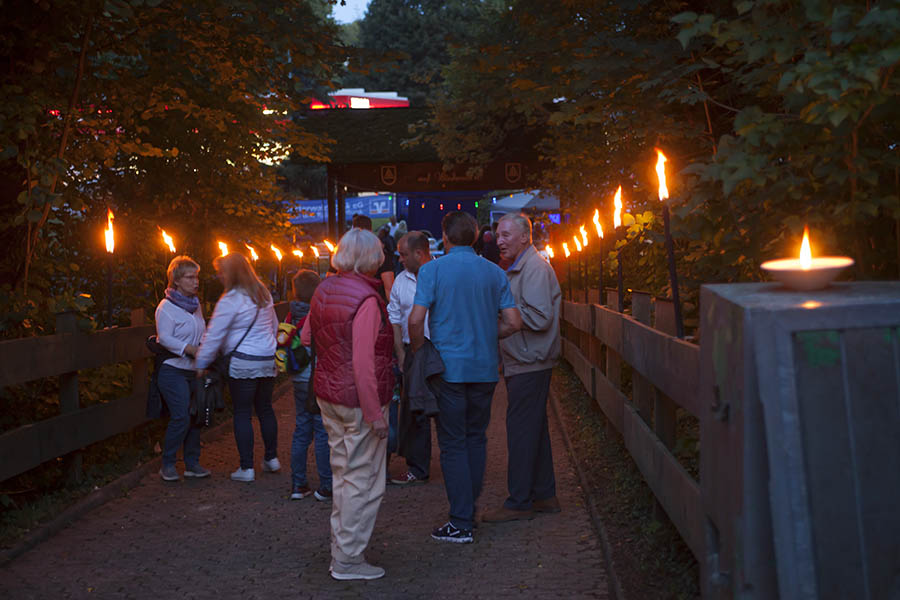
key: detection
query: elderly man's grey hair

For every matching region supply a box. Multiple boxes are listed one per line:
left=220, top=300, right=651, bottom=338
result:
left=332, top=228, right=384, bottom=275
left=499, top=212, right=533, bottom=242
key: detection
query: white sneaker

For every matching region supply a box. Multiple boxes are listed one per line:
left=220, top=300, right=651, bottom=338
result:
left=230, top=467, right=255, bottom=482
left=262, top=457, right=281, bottom=473
left=330, top=560, right=385, bottom=581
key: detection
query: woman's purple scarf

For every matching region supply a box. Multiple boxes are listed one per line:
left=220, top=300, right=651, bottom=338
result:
left=165, top=287, right=199, bottom=314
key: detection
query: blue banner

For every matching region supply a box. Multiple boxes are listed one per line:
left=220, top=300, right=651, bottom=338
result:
left=288, top=195, right=394, bottom=224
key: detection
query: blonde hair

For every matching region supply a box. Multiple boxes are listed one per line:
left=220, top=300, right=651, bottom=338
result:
left=332, top=228, right=384, bottom=275
left=213, top=252, right=271, bottom=307
left=166, top=256, right=200, bottom=288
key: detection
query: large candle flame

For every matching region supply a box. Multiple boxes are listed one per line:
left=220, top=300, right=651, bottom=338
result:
left=563, top=242, right=571, bottom=258
left=161, top=229, right=175, bottom=253
left=799, top=226, right=812, bottom=270
left=613, top=186, right=623, bottom=229
left=573, top=235, right=582, bottom=252
left=579, top=225, right=589, bottom=248
left=311, top=245, right=320, bottom=258
left=655, top=149, right=669, bottom=201
left=592, top=208, right=604, bottom=239
left=323, top=239, right=335, bottom=253
left=245, top=244, right=259, bottom=261
left=546, top=244, right=554, bottom=259
left=218, top=241, right=229, bottom=257
left=270, top=244, right=283, bottom=262
left=104, top=208, right=115, bottom=254
left=292, top=249, right=303, bottom=259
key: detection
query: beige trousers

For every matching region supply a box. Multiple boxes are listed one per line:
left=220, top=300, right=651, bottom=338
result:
left=317, top=399, right=387, bottom=564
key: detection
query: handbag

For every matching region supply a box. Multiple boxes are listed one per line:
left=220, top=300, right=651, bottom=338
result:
left=210, top=306, right=260, bottom=378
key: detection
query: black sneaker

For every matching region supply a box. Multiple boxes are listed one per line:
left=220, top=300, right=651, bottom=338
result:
left=431, top=522, right=473, bottom=544
left=314, top=487, right=333, bottom=502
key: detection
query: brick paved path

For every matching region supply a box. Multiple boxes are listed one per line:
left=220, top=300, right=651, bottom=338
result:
left=1, top=379, right=608, bottom=599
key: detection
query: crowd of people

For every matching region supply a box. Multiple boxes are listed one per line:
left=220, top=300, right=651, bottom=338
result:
left=151, top=210, right=562, bottom=581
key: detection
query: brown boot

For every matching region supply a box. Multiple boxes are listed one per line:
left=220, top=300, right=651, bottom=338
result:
left=481, top=505, right=535, bottom=523
left=532, top=496, right=561, bottom=514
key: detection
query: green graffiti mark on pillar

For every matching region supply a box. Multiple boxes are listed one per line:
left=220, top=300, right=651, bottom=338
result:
left=796, top=331, right=841, bottom=367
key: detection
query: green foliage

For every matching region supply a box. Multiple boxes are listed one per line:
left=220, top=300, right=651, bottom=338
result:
left=0, top=0, right=343, bottom=336
left=433, top=0, right=900, bottom=310
left=341, top=0, right=488, bottom=106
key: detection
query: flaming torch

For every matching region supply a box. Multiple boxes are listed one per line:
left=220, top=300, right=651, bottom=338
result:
left=245, top=244, right=259, bottom=262
left=218, top=241, right=229, bottom=257
left=546, top=244, right=554, bottom=259
left=573, top=235, right=583, bottom=301
left=656, top=149, right=683, bottom=337
left=104, top=208, right=115, bottom=326
left=579, top=226, right=589, bottom=302
left=563, top=242, right=572, bottom=299
left=160, top=229, right=176, bottom=253
left=593, top=208, right=604, bottom=302
left=311, top=245, right=321, bottom=275
left=323, top=239, right=335, bottom=254
left=613, top=186, right=625, bottom=312
left=271, top=244, right=285, bottom=298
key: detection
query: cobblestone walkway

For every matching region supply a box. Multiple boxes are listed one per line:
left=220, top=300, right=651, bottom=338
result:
left=1, top=378, right=608, bottom=599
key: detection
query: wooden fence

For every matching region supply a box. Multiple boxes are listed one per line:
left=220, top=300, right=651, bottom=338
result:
left=560, top=289, right=703, bottom=560
left=0, top=303, right=289, bottom=484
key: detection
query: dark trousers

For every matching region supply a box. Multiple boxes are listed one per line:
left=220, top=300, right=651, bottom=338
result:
left=228, top=376, right=277, bottom=469
left=504, top=369, right=556, bottom=510
left=405, top=411, right=432, bottom=480
left=434, top=378, right=497, bottom=530
left=157, top=365, right=202, bottom=469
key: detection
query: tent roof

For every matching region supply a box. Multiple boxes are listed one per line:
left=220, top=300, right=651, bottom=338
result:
left=491, top=190, right=559, bottom=211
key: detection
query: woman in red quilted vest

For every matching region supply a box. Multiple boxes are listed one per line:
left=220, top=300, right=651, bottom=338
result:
left=300, top=227, right=394, bottom=581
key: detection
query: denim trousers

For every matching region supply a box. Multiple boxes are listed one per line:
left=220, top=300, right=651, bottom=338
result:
left=228, top=376, right=277, bottom=469
left=504, top=369, right=556, bottom=510
left=291, top=381, right=331, bottom=490
left=434, top=378, right=497, bottom=530
left=157, top=365, right=202, bottom=469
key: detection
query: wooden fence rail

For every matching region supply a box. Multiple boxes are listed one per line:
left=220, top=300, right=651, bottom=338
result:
left=560, top=290, right=703, bottom=560
left=0, top=302, right=290, bottom=484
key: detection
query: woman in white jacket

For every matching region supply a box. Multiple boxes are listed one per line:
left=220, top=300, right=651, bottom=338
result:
left=195, top=252, right=279, bottom=482
left=155, top=256, right=208, bottom=482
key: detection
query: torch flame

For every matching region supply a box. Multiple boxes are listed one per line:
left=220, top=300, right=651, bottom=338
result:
left=546, top=244, right=554, bottom=259
left=592, top=208, right=604, bottom=239
left=311, top=245, right=320, bottom=258
left=573, top=235, right=582, bottom=252
left=563, top=243, right=571, bottom=258
left=655, top=149, right=669, bottom=202
left=245, top=244, right=259, bottom=261
left=323, top=239, right=335, bottom=253
left=613, top=186, right=623, bottom=229
left=799, top=227, right=812, bottom=270
left=218, top=241, right=229, bottom=257
left=292, top=249, right=303, bottom=259
left=579, top=225, right=589, bottom=247
left=270, top=244, right=283, bottom=262
left=160, top=229, right=175, bottom=253
left=104, top=208, right=115, bottom=254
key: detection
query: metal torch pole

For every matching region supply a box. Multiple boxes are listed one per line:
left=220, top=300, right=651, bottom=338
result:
left=616, top=228, right=624, bottom=313
left=106, top=254, right=113, bottom=328
left=662, top=204, right=684, bottom=338
left=597, top=239, right=604, bottom=305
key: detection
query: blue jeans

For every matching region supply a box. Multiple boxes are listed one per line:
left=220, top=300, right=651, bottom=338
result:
left=228, top=377, right=277, bottom=470
left=434, top=378, right=497, bottom=530
left=157, top=365, right=202, bottom=469
left=504, top=369, right=556, bottom=510
left=291, top=381, right=331, bottom=490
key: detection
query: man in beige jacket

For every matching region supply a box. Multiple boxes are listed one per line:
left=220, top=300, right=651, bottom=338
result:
left=483, top=213, right=563, bottom=523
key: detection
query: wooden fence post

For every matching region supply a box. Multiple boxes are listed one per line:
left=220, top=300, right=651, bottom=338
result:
left=604, top=288, right=622, bottom=438
left=653, top=299, right=679, bottom=451
left=56, top=312, right=82, bottom=485
left=631, top=292, right=653, bottom=423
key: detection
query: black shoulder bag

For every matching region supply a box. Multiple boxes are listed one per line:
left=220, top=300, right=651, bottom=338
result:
left=210, top=306, right=260, bottom=378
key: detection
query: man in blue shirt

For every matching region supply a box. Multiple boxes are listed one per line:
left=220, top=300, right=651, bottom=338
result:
left=409, top=211, right=522, bottom=544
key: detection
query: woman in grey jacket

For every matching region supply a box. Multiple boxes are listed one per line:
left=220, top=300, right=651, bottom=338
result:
left=195, top=252, right=279, bottom=482
left=155, top=256, right=209, bottom=482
